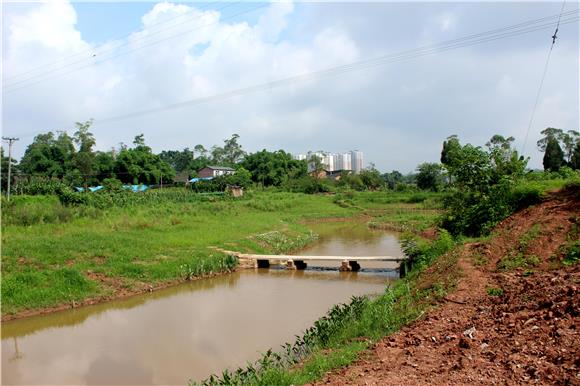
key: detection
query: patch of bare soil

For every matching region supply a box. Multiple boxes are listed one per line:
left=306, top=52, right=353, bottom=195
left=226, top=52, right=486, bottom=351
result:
left=316, top=190, right=579, bottom=385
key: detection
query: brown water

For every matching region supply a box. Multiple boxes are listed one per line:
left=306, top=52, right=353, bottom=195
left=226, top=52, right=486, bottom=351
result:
left=1, top=223, right=402, bottom=385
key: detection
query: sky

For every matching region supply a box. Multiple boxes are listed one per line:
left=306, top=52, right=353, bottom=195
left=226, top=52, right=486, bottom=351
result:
left=2, top=1, right=579, bottom=173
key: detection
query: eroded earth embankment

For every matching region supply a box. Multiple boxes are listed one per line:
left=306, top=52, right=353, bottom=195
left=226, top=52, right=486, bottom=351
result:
left=316, top=189, right=579, bottom=385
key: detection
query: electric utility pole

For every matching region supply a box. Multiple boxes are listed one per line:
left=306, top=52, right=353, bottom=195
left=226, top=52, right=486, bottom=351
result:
left=2, top=137, right=19, bottom=200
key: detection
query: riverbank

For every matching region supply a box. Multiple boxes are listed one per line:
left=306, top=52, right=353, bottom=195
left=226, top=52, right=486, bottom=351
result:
left=314, top=189, right=579, bottom=385
left=194, top=188, right=578, bottom=385
left=1, top=190, right=441, bottom=320
left=1, top=229, right=399, bottom=385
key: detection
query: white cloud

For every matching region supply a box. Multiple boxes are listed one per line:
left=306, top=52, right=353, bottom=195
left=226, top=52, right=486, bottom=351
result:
left=2, top=1, right=578, bottom=172
left=256, top=0, right=294, bottom=41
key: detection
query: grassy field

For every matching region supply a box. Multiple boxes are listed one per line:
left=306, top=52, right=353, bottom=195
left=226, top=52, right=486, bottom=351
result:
left=1, top=190, right=442, bottom=317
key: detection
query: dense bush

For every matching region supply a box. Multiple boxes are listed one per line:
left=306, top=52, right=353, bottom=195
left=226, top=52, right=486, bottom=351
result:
left=12, top=177, right=69, bottom=196
left=440, top=180, right=515, bottom=236
left=439, top=136, right=530, bottom=236
left=190, top=169, right=252, bottom=193
left=401, top=230, right=454, bottom=270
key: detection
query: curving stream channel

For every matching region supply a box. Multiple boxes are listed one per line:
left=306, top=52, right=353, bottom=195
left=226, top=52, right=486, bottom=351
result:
left=1, top=222, right=403, bottom=385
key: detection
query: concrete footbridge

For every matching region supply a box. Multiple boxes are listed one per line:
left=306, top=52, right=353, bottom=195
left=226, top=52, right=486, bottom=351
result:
left=219, top=249, right=408, bottom=276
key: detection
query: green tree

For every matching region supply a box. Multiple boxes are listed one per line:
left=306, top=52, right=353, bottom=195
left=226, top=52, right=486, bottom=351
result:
left=194, top=144, right=208, bottom=158
left=1, top=147, right=18, bottom=193
left=441, top=135, right=461, bottom=166
left=159, top=149, right=195, bottom=173
left=537, top=127, right=579, bottom=164
left=338, top=171, right=365, bottom=191
left=223, top=134, right=246, bottom=165
left=359, top=166, right=384, bottom=190
left=543, top=136, right=565, bottom=172
left=20, top=131, right=76, bottom=178
left=415, top=162, right=443, bottom=191
left=562, top=130, right=579, bottom=163
left=571, top=141, right=580, bottom=170
left=211, top=134, right=246, bottom=166
left=94, top=151, right=116, bottom=181
left=308, top=154, right=325, bottom=177
left=241, top=150, right=306, bottom=186
left=381, top=170, right=403, bottom=189
left=133, top=134, right=146, bottom=146
left=441, top=135, right=530, bottom=236
left=114, top=135, right=175, bottom=184
left=486, top=134, right=527, bottom=180
left=226, top=166, right=252, bottom=188
left=73, top=120, right=96, bottom=189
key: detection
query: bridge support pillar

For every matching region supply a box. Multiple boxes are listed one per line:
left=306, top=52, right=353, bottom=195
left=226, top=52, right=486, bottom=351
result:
left=294, top=260, right=307, bottom=270
left=286, top=259, right=296, bottom=270
left=349, top=261, right=361, bottom=272
left=339, top=260, right=360, bottom=272
left=257, top=259, right=270, bottom=268
left=399, top=261, right=407, bottom=278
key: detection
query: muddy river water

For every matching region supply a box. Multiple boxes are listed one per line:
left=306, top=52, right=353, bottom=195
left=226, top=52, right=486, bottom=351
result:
left=1, top=223, right=403, bottom=385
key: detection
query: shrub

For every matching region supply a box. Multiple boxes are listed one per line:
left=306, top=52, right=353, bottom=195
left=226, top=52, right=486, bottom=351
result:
left=102, top=178, right=123, bottom=192
left=510, top=183, right=545, bottom=210
left=486, top=287, right=504, bottom=296
left=563, top=240, right=580, bottom=266
left=406, top=193, right=428, bottom=203
left=441, top=179, right=514, bottom=237
left=284, top=177, right=332, bottom=194
left=12, top=177, right=69, bottom=196
left=401, top=229, right=454, bottom=270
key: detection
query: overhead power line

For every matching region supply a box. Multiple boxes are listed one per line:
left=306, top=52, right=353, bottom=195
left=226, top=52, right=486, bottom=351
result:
left=3, top=2, right=267, bottom=93
left=94, top=13, right=579, bottom=125
left=5, top=1, right=238, bottom=83
left=3, top=7, right=576, bottom=93
left=4, top=10, right=578, bottom=140
left=521, top=1, right=568, bottom=154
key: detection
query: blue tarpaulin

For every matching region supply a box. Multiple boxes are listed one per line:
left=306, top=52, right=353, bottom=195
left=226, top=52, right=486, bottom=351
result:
left=188, top=177, right=214, bottom=183
left=75, top=186, right=104, bottom=192
left=75, top=185, right=148, bottom=192
left=124, top=185, right=148, bottom=192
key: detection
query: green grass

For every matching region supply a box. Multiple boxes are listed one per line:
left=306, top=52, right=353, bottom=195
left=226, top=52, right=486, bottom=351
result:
left=1, top=189, right=439, bottom=316
left=359, top=192, right=442, bottom=233
left=368, top=209, right=441, bottom=233
left=486, top=287, right=504, bottom=297
left=257, top=341, right=367, bottom=385
left=497, top=224, right=542, bottom=271
left=1, top=191, right=357, bottom=315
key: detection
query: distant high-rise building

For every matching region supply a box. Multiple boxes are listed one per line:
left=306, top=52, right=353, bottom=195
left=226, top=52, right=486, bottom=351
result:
left=295, top=150, right=363, bottom=173
left=350, top=150, right=363, bottom=173
left=340, top=152, right=352, bottom=171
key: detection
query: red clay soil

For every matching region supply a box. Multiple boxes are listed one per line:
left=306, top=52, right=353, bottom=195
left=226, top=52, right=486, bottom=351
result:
left=315, top=190, right=579, bottom=385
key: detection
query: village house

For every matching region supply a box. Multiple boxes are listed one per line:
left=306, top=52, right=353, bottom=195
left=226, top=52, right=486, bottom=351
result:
left=197, top=166, right=235, bottom=178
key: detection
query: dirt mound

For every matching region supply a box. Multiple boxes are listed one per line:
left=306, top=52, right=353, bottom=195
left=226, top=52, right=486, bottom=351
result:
left=316, top=191, right=579, bottom=385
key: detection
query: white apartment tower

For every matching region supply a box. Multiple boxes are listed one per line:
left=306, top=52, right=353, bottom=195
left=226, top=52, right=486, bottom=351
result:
left=295, top=150, right=363, bottom=173
left=350, top=150, right=363, bottom=173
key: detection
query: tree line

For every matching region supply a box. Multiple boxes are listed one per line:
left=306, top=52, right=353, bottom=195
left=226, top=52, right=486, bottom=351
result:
left=1, top=121, right=578, bottom=195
